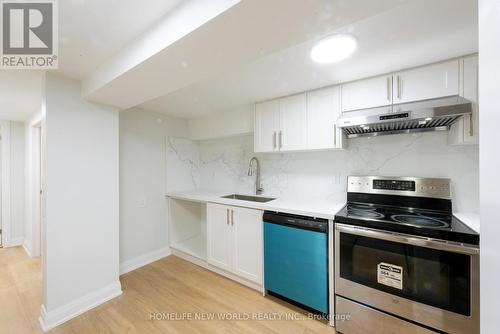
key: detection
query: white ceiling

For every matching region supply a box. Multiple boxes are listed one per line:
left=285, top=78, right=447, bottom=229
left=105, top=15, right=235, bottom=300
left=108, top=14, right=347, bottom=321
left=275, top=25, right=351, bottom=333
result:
left=138, top=0, right=478, bottom=118
left=0, top=71, right=43, bottom=122
left=56, top=0, right=184, bottom=79
left=0, top=0, right=184, bottom=121
left=83, top=0, right=406, bottom=109
left=0, top=0, right=478, bottom=122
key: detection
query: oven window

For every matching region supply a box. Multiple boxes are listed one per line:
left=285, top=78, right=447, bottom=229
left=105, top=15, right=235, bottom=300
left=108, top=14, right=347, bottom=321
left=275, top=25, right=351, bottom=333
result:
left=339, top=233, right=471, bottom=315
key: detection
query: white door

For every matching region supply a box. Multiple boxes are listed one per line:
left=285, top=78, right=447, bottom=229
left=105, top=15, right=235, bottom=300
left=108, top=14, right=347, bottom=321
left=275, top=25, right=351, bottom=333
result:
left=207, top=203, right=233, bottom=272
left=254, top=100, right=279, bottom=153
left=307, top=86, right=344, bottom=150
left=279, top=93, right=307, bottom=151
left=232, top=207, right=263, bottom=284
left=393, top=59, right=459, bottom=105
left=341, top=75, right=393, bottom=112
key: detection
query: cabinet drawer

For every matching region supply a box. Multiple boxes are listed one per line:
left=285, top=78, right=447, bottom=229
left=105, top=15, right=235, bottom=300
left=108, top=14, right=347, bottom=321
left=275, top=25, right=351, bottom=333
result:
left=335, top=296, right=438, bottom=334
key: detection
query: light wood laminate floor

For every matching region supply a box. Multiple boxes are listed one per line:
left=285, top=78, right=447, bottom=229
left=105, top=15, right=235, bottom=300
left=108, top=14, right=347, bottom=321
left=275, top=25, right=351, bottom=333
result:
left=0, top=246, right=336, bottom=334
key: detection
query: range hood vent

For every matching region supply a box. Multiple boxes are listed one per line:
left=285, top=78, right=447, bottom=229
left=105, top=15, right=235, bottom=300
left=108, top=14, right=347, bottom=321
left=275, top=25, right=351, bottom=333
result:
left=337, top=96, right=472, bottom=138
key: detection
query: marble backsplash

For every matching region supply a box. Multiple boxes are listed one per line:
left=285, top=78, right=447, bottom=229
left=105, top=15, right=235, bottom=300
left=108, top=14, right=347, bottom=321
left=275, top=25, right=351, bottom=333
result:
left=166, top=131, right=479, bottom=213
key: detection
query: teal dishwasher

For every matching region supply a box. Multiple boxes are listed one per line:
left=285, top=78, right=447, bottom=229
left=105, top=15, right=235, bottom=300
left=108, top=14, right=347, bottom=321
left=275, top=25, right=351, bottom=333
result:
left=264, top=211, right=329, bottom=314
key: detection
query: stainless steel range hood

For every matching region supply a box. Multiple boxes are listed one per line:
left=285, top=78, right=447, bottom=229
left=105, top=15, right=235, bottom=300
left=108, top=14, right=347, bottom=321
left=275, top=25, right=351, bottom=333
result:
left=337, top=96, right=472, bottom=138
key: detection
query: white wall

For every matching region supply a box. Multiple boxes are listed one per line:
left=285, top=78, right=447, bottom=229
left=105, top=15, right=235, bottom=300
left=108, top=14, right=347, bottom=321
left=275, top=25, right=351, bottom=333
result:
left=119, top=108, right=188, bottom=273
left=0, top=121, right=26, bottom=247
left=479, top=1, right=500, bottom=333
left=41, top=73, right=121, bottom=331
left=168, top=131, right=479, bottom=213
left=188, top=104, right=253, bottom=140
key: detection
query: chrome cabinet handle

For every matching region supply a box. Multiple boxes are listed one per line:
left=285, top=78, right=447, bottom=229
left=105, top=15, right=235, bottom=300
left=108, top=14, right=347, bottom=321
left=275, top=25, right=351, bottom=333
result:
left=226, top=209, right=230, bottom=225
left=386, top=76, right=391, bottom=102
left=469, top=113, right=474, bottom=137
left=278, top=130, right=282, bottom=149
left=273, top=131, right=277, bottom=150
left=231, top=210, right=234, bottom=226
left=397, top=75, right=402, bottom=99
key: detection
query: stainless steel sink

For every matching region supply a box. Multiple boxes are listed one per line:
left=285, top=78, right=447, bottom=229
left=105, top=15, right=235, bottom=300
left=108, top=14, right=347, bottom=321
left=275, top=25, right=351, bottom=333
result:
left=221, top=194, right=276, bottom=203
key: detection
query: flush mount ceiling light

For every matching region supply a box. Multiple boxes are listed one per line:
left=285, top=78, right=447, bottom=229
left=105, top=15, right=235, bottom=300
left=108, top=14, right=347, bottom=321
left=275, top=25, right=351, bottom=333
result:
left=310, top=34, right=357, bottom=64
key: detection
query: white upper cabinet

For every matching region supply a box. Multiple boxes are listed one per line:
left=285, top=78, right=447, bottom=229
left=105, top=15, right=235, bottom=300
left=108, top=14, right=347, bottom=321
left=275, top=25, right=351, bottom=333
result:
left=449, top=55, right=479, bottom=145
left=341, top=75, right=393, bottom=112
left=279, top=93, right=307, bottom=152
left=254, top=99, right=279, bottom=153
left=255, top=56, right=473, bottom=152
left=392, top=59, right=459, bottom=105
left=254, top=93, right=307, bottom=153
left=307, top=86, right=345, bottom=150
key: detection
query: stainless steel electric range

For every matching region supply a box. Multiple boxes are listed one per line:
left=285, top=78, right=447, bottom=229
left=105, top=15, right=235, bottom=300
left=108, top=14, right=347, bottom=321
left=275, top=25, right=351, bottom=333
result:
left=334, top=176, right=479, bottom=334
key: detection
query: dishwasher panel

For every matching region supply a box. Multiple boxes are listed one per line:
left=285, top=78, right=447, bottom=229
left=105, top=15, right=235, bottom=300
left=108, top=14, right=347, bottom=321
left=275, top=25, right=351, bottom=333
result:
left=264, top=213, right=328, bottom=314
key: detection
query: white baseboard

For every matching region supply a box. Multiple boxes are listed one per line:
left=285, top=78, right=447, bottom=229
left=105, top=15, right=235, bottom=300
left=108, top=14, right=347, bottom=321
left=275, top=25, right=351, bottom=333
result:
left=22, top=241, right=33, bottom=257
left=39, top=281, right=122, bottom=332
left=119, top=247, right=170, bottom=275
left=171, top=248, right=263, bottom=293
left=3, top=236, right=24, bottom=248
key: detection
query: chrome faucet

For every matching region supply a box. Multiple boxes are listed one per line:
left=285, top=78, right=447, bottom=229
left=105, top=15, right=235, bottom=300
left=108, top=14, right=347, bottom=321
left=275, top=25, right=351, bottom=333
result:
left=247, top=157, right=263, bottom=195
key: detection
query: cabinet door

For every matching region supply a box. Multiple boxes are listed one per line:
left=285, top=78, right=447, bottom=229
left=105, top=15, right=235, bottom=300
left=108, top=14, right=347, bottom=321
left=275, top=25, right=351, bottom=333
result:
left=393, top=60, right=459, bottom=105
left=207, top=203, right=233, bottom=272
left=254, top=100, right=279, bottom=153
left=232, top=207, right=263, bottom=284
left=279, top=93, right=307, bottom=151
left=341, top=75, right=393, bottom=112
left=307, top=86, right=345, bottom=150
left=461, top=55, right=479, bottom=144
left=449, top=55, right=479, bottom=145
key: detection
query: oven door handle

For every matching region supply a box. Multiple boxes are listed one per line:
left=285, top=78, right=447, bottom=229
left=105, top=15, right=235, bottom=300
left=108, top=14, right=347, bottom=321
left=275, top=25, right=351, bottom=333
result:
left=336, top=223, right=479, bottom=255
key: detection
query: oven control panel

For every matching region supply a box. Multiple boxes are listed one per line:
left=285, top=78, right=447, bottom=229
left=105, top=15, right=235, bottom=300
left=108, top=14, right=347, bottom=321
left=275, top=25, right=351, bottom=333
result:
left=348, top=176, right=451, bottom=199
left=373, top=180, right=415, bottom=191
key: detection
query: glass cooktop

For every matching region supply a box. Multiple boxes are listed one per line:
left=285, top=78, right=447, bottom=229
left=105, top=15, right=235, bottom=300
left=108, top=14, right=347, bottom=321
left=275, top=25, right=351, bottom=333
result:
left=336, top=202, right=478, bottom=245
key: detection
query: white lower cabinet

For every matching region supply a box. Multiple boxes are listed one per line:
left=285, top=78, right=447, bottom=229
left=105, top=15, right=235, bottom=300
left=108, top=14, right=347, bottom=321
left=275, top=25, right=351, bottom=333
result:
left=206, top=203, right=233, bottom=272
left=207, top=203, right=263, bottom=284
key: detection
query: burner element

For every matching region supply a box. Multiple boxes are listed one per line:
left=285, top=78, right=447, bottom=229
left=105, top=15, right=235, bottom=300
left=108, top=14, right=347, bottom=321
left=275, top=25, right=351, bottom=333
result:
left=391, top=214, right=449, bottom=228
left=347, top=205, right=385, bottom=219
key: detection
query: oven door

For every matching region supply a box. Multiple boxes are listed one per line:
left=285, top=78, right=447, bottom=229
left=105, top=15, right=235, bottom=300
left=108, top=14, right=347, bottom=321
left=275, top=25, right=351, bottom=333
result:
left=335, top=223, right=479, bottom=334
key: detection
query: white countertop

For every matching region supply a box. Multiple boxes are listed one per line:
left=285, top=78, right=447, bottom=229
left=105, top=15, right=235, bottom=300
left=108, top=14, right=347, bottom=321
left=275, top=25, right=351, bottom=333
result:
left=166, top=190, right=346, bottom=220
left=454, top=212, right=480, bottom=233
left=166, top=190, right=480, bottom=233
